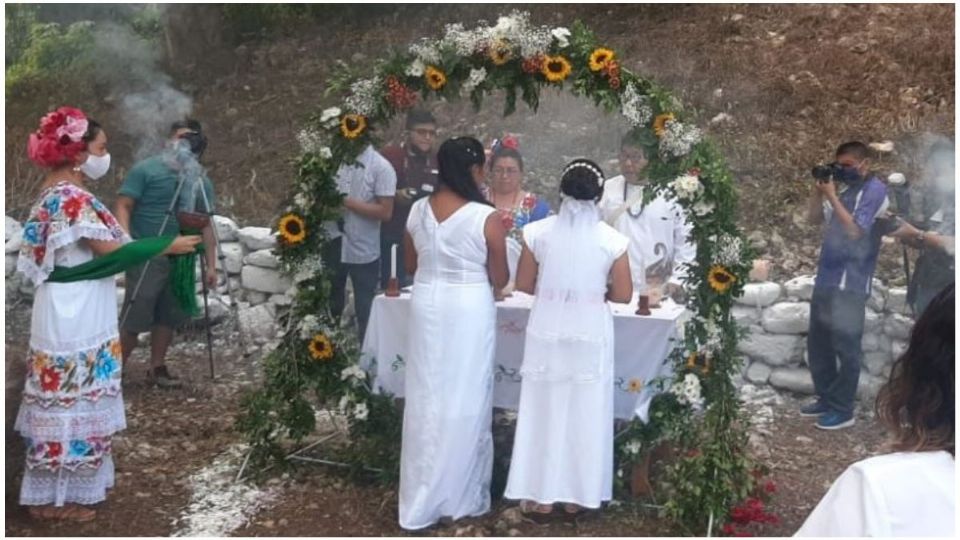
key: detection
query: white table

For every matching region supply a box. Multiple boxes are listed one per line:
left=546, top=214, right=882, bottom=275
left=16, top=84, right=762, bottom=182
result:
left=360, top=291, right=687, bottom=422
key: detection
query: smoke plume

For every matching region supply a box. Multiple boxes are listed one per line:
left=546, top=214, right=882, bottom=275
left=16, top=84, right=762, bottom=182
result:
left=92, top=20, right=193, bottom=160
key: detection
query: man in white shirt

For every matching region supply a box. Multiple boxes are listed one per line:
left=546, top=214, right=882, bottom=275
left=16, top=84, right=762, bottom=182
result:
left=598, top=137, right=696, bottom=296
left=322, top=145, right=397, bottom=341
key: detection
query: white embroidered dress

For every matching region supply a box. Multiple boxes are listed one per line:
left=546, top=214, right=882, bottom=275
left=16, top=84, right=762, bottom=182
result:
left=504, top=198, right=629, bottom=508
left=15, top=181, right=129, bottom=506
left=399, top=198, right=497, bottom=530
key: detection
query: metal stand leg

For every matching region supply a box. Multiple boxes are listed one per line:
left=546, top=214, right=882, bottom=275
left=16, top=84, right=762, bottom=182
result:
left=194, top=185, right=249, bottom=356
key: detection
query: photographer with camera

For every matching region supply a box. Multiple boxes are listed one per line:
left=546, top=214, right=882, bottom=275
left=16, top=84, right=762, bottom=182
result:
left=114, top=120, right=217, bottom=388
left=803, top=141, right=889, bottom=430
left=887, top=139, right=955, bottom=314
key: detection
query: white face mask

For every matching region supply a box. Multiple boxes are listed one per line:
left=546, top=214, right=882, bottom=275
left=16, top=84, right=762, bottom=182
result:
left=80, top=152, right=111, bottom=180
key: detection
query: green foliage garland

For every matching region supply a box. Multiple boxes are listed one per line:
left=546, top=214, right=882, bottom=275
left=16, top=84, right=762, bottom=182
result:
left=237, top=11, right=757, bottom=533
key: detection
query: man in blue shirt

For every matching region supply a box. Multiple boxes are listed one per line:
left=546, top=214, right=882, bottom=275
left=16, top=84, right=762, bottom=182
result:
left=802, top=141, right=888, bottom=430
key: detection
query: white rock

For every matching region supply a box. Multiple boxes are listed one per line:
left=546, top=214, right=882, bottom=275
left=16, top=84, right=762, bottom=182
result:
left=784, top=275, right=815, bottom=301
left=768, top=367, right=815, bottom=394
left=246, top=290, right=268, bottom=305
left=863, top=350, right=891, bottom=376
left=732, top=306, right=762, bottom=328
left=868, top=279, right=888, bottom=312
left=197, top=294, right=230, bottom=322
left=241, top=265, right=292, bottom=295
left=745, top=361, right=772, bottom=384
left=213, top=215, right=240, bottom=242
left=891, top=340, right=908, bottom=360
left=5, top=235, right=22, bottom=254
left=761, top=302, right=810, bottom=334
left=5, top=215, right=22, bottom=240
left=237, top=226, right=277, bottom=251
left=244, top=249, right=280, bottom=269
left=734, top=282, right=782, bottom=307
left=5, top=215, right=23, bottom=253
left=6, top=254, right=17, bottom=276
left=268, top=294, right=292, bottom=307
left=217, top=243, right=244, bottom=274
left=737, top=330, right=803, bottom=366
left=857, top=372, right=886, bottom=403
left=861, top=332, right=882, bottom=353
left=238, top=304, right=277, bottom=341
left=886, top=287, right=910, bottom=315
left=864, top=308, right=883, bottom=333
left=883, top=313, right=913, bottom=341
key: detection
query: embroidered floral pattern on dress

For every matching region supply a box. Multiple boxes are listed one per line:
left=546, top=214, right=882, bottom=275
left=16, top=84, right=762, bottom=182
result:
left=23, top=337, right=122, bottom=408
left=18, top=181, right=127, bottom=282
left=498, top=193, right=546, bottom=242
left=24, top=436, right=112, bottom=472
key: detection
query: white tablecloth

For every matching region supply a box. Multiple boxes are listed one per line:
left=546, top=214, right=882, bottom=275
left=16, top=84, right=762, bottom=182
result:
left=360, top=291, right=687, bottom=421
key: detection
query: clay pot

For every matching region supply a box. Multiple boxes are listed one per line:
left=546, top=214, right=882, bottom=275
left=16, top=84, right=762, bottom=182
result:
left=177, top=211, right=210, bottom=230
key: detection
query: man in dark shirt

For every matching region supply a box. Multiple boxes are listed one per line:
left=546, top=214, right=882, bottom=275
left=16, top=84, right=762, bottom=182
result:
left=802, top=141, right=888, bottom=430
left=379, top=109, right=439, bottom=288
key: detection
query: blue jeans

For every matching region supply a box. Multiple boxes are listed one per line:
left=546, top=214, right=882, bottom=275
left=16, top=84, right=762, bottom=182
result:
left=807, top=288, right=866, bottom=415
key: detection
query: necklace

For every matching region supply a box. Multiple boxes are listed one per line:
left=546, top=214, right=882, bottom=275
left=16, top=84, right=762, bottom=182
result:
left=624, top=181, right=645, bottom=218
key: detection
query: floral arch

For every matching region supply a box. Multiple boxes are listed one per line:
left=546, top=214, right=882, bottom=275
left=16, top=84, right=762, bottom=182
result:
left=237, top=11, right=756, bottom=533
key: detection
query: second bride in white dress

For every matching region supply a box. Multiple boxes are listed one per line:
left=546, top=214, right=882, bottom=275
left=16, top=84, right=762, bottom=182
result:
left=504, top=159, right=633, bottom=515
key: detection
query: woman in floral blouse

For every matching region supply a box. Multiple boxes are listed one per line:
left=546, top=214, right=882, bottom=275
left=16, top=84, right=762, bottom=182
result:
left=486, top=140, right=551, bottom=282
left=15, top=107, right=199, bottom=521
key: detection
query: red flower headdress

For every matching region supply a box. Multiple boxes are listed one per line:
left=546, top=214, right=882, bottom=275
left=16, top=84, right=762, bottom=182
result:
left=27, top=106, right=90, bottom=168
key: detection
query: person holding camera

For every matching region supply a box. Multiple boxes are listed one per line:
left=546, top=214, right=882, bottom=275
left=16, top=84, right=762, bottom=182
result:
left=803, top=141, right=889, bottom=430
left=114, top=120, right=218, bottom=389
left=888, top=139, right=955, bottom=314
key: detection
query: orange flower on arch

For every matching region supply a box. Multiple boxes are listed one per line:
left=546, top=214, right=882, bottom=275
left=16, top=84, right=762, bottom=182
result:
left=424, top=66, right=447, bottom=90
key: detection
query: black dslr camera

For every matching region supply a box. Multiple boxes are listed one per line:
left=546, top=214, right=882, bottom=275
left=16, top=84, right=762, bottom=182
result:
left=811, top=162, right=844, bottom=183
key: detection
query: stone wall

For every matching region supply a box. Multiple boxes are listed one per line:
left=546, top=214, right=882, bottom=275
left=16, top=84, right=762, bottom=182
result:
left=6, top=214, right=915, bottom=400
left=734, top=277, right=913, bottom=404
left=5, top=215, right=295, bottom=346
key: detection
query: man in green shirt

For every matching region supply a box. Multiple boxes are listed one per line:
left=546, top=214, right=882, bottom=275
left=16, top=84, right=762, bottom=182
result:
left=115, top=120, right=218, bottom=388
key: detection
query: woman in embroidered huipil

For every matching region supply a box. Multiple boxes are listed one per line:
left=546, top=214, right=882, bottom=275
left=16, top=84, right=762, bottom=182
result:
left=485, top=140, right=550, bottom=283
left=15, top=107, right=199, bottom=521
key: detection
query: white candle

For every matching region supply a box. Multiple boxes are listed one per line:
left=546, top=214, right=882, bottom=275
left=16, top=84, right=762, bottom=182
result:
left=391, top=243, right=398, bottom=279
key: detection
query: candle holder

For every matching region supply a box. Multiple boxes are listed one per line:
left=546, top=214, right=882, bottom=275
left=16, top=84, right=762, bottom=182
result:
left=636, top=294, right=652, bottom=316
left=384, top=277, right=401, bottom=297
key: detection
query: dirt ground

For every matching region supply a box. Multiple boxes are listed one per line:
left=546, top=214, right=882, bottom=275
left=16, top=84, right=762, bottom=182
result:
left=4, top=302, right=890, bottom=537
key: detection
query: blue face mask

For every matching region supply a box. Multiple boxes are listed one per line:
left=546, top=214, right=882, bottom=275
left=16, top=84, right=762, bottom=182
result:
left=834, top=163, right=862, bottom=183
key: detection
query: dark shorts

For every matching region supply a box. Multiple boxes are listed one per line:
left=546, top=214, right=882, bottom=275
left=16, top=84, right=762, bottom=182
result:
left=120, top=257, right=189, bottom=334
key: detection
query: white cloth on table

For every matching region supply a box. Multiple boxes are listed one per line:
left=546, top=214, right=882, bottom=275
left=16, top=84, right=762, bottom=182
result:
left=504, top=203, right=629, bottom=508
left=15, top=181, right=128, bottom=507
left=598, top=175, right=696, bottom=288
left=795, top=450, right=955, bottom=537
left=361, top=293, right=684, bottom=422
left=398, top=198, right=497, bottom=530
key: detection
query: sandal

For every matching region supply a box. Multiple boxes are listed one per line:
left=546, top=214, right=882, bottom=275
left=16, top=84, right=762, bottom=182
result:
left=29, top=504, right=97, bottom=522
left=519, top=500, right=554, bottom=523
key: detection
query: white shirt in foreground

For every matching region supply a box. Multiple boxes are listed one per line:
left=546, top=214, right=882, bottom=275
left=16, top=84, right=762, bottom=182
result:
left=795, top=450, right=955, bottom=537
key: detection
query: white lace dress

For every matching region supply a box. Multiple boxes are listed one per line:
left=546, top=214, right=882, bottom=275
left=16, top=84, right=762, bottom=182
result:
left=398, top=198, right=497, bottom=530
left=15, top=181, right=129, bottom=507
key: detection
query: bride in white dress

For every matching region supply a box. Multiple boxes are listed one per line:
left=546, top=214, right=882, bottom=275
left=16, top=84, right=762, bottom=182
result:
left=398, top=137, right=509, bottom=530
left=504, top=159, right=633, bottom=516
